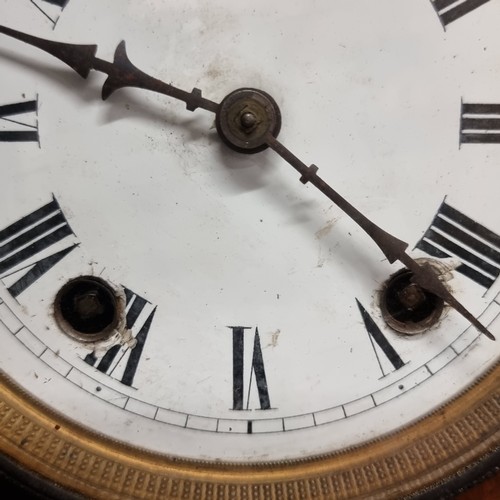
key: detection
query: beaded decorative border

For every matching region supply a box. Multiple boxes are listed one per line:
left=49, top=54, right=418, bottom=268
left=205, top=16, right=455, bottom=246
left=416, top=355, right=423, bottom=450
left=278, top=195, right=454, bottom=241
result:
left=0, top=362, right=498, bottom=499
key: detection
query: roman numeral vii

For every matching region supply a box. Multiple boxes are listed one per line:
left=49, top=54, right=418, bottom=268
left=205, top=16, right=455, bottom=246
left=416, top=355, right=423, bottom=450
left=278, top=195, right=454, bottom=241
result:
left=84, top=289, right=156, bottom=388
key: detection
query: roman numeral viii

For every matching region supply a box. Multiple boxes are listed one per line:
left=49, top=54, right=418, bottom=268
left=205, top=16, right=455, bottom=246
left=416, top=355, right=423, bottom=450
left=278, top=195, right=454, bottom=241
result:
left=0, top=197, right=78, bottom=297
left=430, top=0, right=491, bottom=28
left=416, top=200, right=500, bottom=289
left=84, top=289, right=156, bottom=388
left=229, top=326, right=271, bottom=411
left=0, top=98, right=39, bottom=143
left=460, top=103, right=500, bottom=145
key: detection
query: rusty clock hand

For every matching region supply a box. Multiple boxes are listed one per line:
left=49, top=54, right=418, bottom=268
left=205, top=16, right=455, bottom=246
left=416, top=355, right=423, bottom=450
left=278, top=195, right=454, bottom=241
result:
left=0, top=25, right=218, bottom=112
left=264, top=134, right=495, bottom=341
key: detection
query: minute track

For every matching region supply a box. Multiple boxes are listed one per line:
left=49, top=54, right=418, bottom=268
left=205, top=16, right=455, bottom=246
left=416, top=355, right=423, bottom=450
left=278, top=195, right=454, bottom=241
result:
left=0, top=24, right=494, bottom=341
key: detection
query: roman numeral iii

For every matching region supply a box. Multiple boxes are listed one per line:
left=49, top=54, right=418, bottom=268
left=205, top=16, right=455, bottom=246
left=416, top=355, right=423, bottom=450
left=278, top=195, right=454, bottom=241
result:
left=430, top=0, right=491, bottom=28
left=84, top=289, right=156, bottom=387
left=416, top=200, right=500, bottom=289
left=0, top=197, right=77, bottom=297
left=0, top=98, right=39, bottom=143
left=460, top=103, right=500, bottom=145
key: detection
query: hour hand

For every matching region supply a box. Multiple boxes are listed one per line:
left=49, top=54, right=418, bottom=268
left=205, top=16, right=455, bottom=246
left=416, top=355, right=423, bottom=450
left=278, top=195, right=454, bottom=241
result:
left=0, top=25, right=219, bottom=113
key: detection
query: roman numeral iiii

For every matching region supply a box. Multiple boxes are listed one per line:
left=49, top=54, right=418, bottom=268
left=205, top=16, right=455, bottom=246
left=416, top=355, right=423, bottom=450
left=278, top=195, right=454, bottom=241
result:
left=416, top=201, right=500, bottom=289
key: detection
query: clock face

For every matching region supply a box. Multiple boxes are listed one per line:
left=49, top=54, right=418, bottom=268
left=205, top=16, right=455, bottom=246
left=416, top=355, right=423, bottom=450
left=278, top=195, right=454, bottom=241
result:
left=0, top=0, right=499, bottom=497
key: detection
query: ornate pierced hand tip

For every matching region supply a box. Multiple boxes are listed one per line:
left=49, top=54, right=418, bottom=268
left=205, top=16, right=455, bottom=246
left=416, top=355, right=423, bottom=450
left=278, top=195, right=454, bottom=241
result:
left=0, top=24, right=97, bottom=78
left=408, top=260, right=496, bottom=341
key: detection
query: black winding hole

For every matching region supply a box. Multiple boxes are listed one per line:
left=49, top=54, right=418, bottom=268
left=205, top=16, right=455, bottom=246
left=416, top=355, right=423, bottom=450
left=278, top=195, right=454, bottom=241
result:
left=380, top=268, right=444, bottom=335
left=54, top=276, right=119, bottom=340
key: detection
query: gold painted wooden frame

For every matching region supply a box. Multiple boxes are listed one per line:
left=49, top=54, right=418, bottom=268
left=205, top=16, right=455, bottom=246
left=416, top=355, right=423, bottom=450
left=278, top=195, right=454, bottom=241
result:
left=0, top=362, right=498, bottom=499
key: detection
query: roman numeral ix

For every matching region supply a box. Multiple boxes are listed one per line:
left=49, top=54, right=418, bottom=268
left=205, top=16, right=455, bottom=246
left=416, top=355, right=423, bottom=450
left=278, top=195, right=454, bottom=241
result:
left=416, top=200, right=500, bottom=289
left=431, top=0, right=491, bottom=28
left=0, top=98, right=39, bottom=143
left=0, top=197, right=77, bottom=297
left=84, top=289, right=156, bottom=387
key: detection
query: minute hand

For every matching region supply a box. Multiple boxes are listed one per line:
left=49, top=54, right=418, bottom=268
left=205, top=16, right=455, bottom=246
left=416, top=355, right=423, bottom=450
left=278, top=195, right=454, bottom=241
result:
left=266, top=134, right=495, bottom=341
left=0, top=25, right=219, bottom=112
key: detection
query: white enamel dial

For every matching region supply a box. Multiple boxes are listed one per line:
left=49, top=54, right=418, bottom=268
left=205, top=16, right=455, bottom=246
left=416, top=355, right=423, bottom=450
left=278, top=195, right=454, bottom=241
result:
left=0, top=0, right=499, bottom=476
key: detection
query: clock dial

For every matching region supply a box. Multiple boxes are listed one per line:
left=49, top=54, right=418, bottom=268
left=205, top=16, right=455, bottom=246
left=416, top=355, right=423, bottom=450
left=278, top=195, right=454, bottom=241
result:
left=0, top=0, right=499, bottom=498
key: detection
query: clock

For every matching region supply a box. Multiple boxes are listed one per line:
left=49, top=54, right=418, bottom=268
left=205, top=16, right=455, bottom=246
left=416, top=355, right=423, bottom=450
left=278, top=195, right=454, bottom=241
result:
left=0, top=0, right=499, bottom=498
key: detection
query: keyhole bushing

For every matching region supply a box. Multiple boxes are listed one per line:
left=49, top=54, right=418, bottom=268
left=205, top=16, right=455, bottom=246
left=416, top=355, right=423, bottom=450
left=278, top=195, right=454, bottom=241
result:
left=380, top=267, right=445, bottom=335
left=54, top=276, right=120, bottom=342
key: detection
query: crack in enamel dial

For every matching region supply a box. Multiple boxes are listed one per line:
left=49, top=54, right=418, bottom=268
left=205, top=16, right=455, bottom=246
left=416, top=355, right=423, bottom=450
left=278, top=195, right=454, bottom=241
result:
left=0, top=0, right=499, bottom=498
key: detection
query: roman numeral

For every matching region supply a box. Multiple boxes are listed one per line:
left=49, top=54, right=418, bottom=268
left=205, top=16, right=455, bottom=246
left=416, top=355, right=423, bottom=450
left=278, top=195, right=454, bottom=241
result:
left=460, top=103, right=500, bottom=145
left=430, top=0, right=491, bottom=28
left=416, top=200, right=500, bottom=289
left=84, top=289, right=156, bottom=387
left=356, top=299, right=405, bottom=377
left=30, top=0, right=70, bottom=28
left=229, top=326, right=271, bottom=411
left=0, top=99, right=39, bottom=143
left=0, top=197, right=77, bottom=297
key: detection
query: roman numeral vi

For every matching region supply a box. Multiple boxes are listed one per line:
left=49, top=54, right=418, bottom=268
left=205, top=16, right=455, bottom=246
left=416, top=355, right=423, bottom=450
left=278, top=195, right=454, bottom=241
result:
left=229, top=326, right=271, bottom=411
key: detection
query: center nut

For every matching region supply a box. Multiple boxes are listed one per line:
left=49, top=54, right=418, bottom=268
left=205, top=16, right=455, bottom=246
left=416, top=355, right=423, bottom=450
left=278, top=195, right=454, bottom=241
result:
left=216, top=88, right=282, bottom=154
